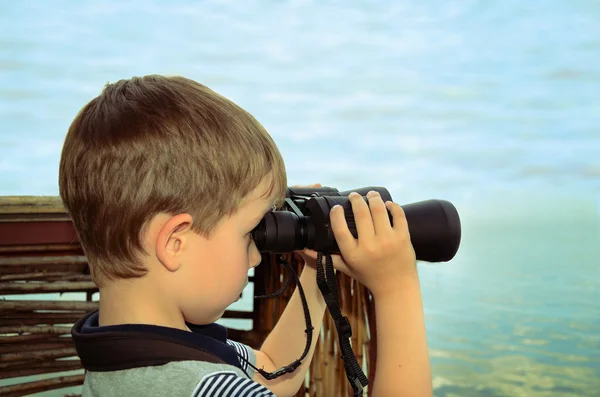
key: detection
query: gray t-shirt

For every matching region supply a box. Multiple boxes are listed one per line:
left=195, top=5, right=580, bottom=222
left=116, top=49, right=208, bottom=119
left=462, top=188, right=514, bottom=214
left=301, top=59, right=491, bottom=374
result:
left=81, top=340, right=276, bottom=397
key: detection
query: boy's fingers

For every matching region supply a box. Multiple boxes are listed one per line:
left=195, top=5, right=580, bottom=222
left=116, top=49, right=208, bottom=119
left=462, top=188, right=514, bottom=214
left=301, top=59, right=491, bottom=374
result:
left=349, top=192, right=374, bottom=240
left=298, top=248, right=318, bottom=260
left=386, top=201, right=409, bottom=234
left=330, top=257, right=353, bottom=277
left=298, top=249, right=352, bottom=276
left=367, top=191, right=392, bottom=236
left=330, top=205, right=357, bottom=254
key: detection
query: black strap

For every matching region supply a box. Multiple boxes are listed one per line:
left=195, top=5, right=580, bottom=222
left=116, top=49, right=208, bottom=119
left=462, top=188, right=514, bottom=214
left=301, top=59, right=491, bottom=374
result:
left=73, top=331, right=228, bottom=372
left=240, top=258, right=314, bottom=380
left=316, top=252, right=369, bottom=396
left=238, top=253, right=369, bottom=393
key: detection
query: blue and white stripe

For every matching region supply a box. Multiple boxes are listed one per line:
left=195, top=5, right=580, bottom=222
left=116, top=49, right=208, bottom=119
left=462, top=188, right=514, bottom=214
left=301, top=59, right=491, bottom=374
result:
left=192, top=371, right=275, bottom=397
left=227, top=339, right=251, bottom=373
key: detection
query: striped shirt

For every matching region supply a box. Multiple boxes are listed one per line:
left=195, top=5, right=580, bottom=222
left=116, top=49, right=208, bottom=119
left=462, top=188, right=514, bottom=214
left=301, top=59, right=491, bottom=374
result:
left=74, top=311, right=277, bottom=397
left=189, top=340, right=275, bottom=397
left=192, top=371, right=275, bottom=397
left=186, top=340, right=276, bottom=397
left=81, top=340, right=276, bottom=397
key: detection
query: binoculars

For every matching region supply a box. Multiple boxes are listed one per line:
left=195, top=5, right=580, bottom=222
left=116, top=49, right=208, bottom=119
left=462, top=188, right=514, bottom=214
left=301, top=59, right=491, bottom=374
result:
left=252, top=186, right=461, bottom=262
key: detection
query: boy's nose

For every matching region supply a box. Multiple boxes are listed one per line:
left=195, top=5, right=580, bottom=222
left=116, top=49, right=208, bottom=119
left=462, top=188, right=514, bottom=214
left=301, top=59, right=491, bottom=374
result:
left=249, top=243, right=261, bottom=268
left=249, top=257, right=261, bottom=269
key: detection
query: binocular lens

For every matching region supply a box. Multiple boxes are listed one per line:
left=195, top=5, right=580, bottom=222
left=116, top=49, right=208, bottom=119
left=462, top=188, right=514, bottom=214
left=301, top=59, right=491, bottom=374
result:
left=252, top=192, right=461, bottom=263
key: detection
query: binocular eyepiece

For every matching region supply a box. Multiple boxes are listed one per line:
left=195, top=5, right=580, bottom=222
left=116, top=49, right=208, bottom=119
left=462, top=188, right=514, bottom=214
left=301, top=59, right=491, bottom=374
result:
left=252, top=186, right=461, bottom=263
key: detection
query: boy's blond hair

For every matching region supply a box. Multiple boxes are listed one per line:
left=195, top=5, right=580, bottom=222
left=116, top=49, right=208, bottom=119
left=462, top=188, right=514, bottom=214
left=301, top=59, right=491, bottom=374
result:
left=59, top=75, right=287, bottom=287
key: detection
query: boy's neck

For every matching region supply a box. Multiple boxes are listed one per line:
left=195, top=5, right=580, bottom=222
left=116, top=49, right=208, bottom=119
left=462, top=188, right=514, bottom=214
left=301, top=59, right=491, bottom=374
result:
left=98, top=279, right=190, bottom=332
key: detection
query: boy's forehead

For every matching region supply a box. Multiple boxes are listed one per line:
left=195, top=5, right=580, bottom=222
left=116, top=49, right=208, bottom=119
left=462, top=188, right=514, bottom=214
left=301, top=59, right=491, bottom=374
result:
left=246, top=192, right=277, bottom=214
left=242, top=172, right=285, bottom=217
left=241, top=195, right=276, bottom=227
left=250, top=174, right=281, bottom=205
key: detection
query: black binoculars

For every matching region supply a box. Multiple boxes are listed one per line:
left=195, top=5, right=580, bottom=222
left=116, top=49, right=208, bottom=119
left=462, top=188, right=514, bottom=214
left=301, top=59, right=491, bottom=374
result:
left=252, top=186, right=461, bottom=262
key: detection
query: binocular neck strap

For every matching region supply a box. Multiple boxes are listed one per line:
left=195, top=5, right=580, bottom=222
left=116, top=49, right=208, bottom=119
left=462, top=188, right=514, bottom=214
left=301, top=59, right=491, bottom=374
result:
left=316, top=252, right=369, bottom=396
left=239, top=253, right=368, bottom=395
left=242, top=260, right=315, bottom=381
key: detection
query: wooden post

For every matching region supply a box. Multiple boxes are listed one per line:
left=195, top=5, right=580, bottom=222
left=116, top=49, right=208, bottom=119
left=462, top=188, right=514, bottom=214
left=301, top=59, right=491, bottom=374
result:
left=0, top=196, right=378, bottom=396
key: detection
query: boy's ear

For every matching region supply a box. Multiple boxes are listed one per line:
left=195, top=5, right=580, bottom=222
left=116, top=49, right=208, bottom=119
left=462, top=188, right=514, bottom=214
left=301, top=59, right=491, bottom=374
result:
left=155, top=213, right=194, bottom=272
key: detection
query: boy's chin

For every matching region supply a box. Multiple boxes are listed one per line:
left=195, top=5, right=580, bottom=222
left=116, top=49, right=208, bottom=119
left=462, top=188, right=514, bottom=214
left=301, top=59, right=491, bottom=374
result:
left=236, top=279, right=249, bottom=301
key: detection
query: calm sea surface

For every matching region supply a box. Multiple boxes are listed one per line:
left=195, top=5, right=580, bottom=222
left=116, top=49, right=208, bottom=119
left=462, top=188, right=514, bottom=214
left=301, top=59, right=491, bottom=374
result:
left=1, top=1, right=599, bottom=396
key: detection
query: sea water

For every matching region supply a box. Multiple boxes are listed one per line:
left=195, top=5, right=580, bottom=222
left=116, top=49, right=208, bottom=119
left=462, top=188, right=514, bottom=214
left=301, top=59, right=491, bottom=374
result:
left=1, top=1, right=599, bottom=395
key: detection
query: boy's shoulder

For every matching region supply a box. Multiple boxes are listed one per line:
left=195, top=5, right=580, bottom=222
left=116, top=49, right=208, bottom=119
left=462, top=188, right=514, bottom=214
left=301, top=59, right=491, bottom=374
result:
left=193, top=369, right=275, bottom=397
left=72, top=311, right=275, bottom=396
left=83, top=361, right=275, bottom=397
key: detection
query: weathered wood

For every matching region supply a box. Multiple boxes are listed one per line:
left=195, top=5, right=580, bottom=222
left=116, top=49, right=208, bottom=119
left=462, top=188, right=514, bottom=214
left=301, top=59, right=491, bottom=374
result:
left=0, top=255, right=87, bottom=267
left=0, top=325, right=72, bottom=335
left=0, top=356, right=78, bottom=370
left=0, top=360, right=82, bottom=380
left=0, top=200, right=376, bottom=396
left=0, top=311, right=85, bottom=326
left=0, top=347, right=78, bottom=363
left=0, top=272, right=91, bottom=282
left=0, top=196, right=66, bottom=214
left=1, top=318, right=79, bottom=327
left=226, top=329, right=263, bottom=349
left=0, top=243, right=80, bottom=253
left=0, top=262, right=88, bottom=275
left=0, top=214, right=71, bottom=223
left=0, top=255, right=88, bottom=276
left=0, top=281, right=97, bottom=294
left=0, top=300, right=98, bottom=312
left=221, top=310, right=253, bottom=319
left=1, top=340, right=75, bottom=354
left=0, top=221, right=78, bottom=246
left=0, top=333, right=69, bottom=343
left=0, top=358, right=81, bottom=371
left=0, top=374, right=85, bottom=397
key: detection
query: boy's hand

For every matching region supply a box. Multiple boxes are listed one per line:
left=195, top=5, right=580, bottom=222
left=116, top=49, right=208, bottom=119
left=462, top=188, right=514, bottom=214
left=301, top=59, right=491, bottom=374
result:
left=297, top=247, right=345, bottom=271
left=290, top=183, right=345, bottom=269
left=329, top=190, right=416, bottom=298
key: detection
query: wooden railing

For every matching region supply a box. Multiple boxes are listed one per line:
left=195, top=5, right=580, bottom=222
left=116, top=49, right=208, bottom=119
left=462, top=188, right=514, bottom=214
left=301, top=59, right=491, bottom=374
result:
left=0, top=197, right=375, bottom=396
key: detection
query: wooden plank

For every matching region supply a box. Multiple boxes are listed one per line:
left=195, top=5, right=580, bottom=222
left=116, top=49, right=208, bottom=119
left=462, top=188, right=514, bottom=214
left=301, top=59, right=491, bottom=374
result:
left=0, top=326, right=72, bottom=335
left=0, top=221, right=78, bottom=246
left=0, top=255, right=87, bottom=267
left=0, top=358, right=80, bottom=371
left=0, top=196, right=66, bottom=214
left=0, top=360, right=82, bottom=381
left=0, top=374, right=84, bottom=397
left=0, top=333, right=69, bottom=344
left=221, top=310, right=253, bottom=319
left=0, top=244, right=81, bottom=253
left=0, top=347, right=78, bottom=363
left=0, top=281, right=97, bottom=295
left=0, top=272, right=91, bottom=282
left=0, top=254, right=89, bottom=275
left=0, top=300, right=98, bottom=312
left=0, top=263, right=88, bottom=275
left=0, top=316, right=83, bottom=327
left=0, top=341, right=75, bottom=355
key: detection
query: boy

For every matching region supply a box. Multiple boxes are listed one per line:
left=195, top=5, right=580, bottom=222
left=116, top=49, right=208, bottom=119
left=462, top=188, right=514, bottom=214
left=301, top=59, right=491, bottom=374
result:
left=60, top=75, right=432, bottom=396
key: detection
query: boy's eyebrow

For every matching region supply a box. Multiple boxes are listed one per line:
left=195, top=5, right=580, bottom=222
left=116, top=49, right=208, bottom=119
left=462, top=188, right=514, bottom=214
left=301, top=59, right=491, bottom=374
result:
left=249, top=202, right=275, bottom=227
